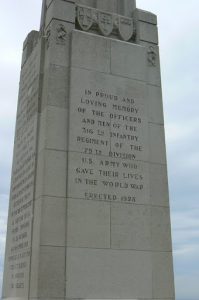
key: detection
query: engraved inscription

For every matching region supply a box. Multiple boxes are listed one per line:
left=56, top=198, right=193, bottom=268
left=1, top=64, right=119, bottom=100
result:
left=4, top=46, right=40, bottom=296
left=68, top=70, right=149, bottom=205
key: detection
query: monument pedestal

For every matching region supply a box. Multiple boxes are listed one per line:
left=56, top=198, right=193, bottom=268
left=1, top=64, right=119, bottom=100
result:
left=2, top=1, right=175, bottom=300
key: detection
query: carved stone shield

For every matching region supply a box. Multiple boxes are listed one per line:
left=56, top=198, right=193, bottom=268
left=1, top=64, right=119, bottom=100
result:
left=118, top=17, right=134, bottom=41
left=77, top=6, right=93, bottom=31
left=98, top=11, right=113, bottom=36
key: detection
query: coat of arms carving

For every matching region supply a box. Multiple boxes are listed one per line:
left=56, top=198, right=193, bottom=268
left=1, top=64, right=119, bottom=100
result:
left=77, top=6, right=93, bottom=31
left=118, top=17, right=134, bottom=41
left=98, top=11, right=113, bottom=36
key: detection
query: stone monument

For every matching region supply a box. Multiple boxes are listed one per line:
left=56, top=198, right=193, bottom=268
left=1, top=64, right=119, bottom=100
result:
left=2, top=0, right=175, bottom=299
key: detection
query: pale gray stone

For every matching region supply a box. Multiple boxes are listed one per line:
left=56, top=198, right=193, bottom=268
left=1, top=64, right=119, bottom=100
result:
left=143, top=43, right=161, bottom=87
left=71, top=30, right=111, bottom=73
left=147, top=85, right=164, bottom=124
left=67, top=198, right=110, bottom=248
left=97, top=0, right=118, bottom=13
left=45, top=0, right=75, bottom=27
left=38, top=106, right=68, bottom=152
left=149, top=163, right=170, bottom=206
left=139, top=22, right=158, bottom=44
left=29, top=198, right=42, bottom=298
left=39, top=196, right=66, bottom=246
left=66, top=248, right=152, bottom=299
left=37, top=246, right=65, bottom=298
left=111, top=40, right=146, bottom=81
left=96, top=0, right=136, bottom=15
left=149, top=123, right=167, bottom=164
left=2, top=1, right=175, bottom=299
left=151, top=206, right=172, bottom=251
left=42, top=65, right=70, bottom=109
left=36, top=149, right=67, bottom=199
left=77, top=0, right=96, bottom=7
left=136, top=8, right=157, bottom=25
left=67, top=151, right=150, bottom=205
left=111, top=203, right=151, bottom=250
left=152, top=252, right=175, bottom=299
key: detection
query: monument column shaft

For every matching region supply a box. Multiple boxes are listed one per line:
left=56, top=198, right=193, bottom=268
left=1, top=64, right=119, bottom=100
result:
left=2, top=1, right=175, bottom=300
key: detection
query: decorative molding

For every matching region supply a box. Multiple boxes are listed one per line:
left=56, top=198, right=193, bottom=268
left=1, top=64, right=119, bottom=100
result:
left=45, top=28, right=51, bottom=48
left=147, top=46, right=156, bottom=67
left=56, top=24, right=67, bottom=45
left=44, top=23, right=67, bottom=48
left=76, top=5, right=135, bottom=42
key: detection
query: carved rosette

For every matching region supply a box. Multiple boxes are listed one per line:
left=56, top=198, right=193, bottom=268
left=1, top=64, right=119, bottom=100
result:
left=44, top=23, right=67, bottom=48
left=76, top=5, right=135, bottom=42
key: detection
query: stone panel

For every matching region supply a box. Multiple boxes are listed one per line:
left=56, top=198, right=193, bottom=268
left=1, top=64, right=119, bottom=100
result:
left=68, top=67, right=148, bottom=158
left=37, top=246, right=65, bottom=298
left=39, top=196, right=66, bottom=246
left=66, top=248, right=152, bottom=299
left=96, top=0, right=118, bottom=13
left=111, top=203, right=151, bottom=250
left=38, top=106, right=68, bottom=152
left=67, top=198, right=110, bottom=248
left=138, top=22, right=158, bottom=44
left=67, top=151, right=150, bottom=205
left=36, top=149, right=67, bottom=199
left=67, top=67, right=150, bottom=205
left=152, top=252, right=175, bottom=299
left=151, top=206, right=172, bottom=251
left=149, top=163, right=169, bottom=207
left=136, top=9, right=157, bottom=25
left=149, top=123, right=167, bottom=164
left=45, top=0, right=75, bottom=27
left=147, top=85, right=164, bottom=124
left=71, top=30, right=111, bottom=73
left=111, top=40, right=146, bottom=81
left=42, top=65, right=70, bottom=109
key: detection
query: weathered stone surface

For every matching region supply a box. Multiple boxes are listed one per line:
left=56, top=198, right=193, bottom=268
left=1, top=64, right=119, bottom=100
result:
left=71, top=30, right=111, bottom=73
left=37, top=246, right=65, bottom=298
left=39, top=196, right=66, bottom=246
left=149, top=123, right=167, bottom=164
left=45, top=0, right=75, bottom=27
left=36, top=149, right=67, bottom=199
left=111, top=203, right=151, bottom=250
left=149, top=163, right=170, bottom=206
left=67, top=199, right=110, bottom=248
left=38, top=106, right=68, bottom=152
left=152, top=252, right=175, bottom=299
left=111, top=39, right=146, bottom=81
left=2, top=1, right=175, bottom=300
left=66, top=248, right=152, bottom=299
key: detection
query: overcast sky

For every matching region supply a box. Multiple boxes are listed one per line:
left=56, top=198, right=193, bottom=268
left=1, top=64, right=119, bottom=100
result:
left=0, top=1, right=199, bottom=300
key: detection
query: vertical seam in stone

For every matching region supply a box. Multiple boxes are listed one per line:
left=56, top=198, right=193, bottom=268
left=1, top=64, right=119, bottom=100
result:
left=65, top=31, right=73, bottom=298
